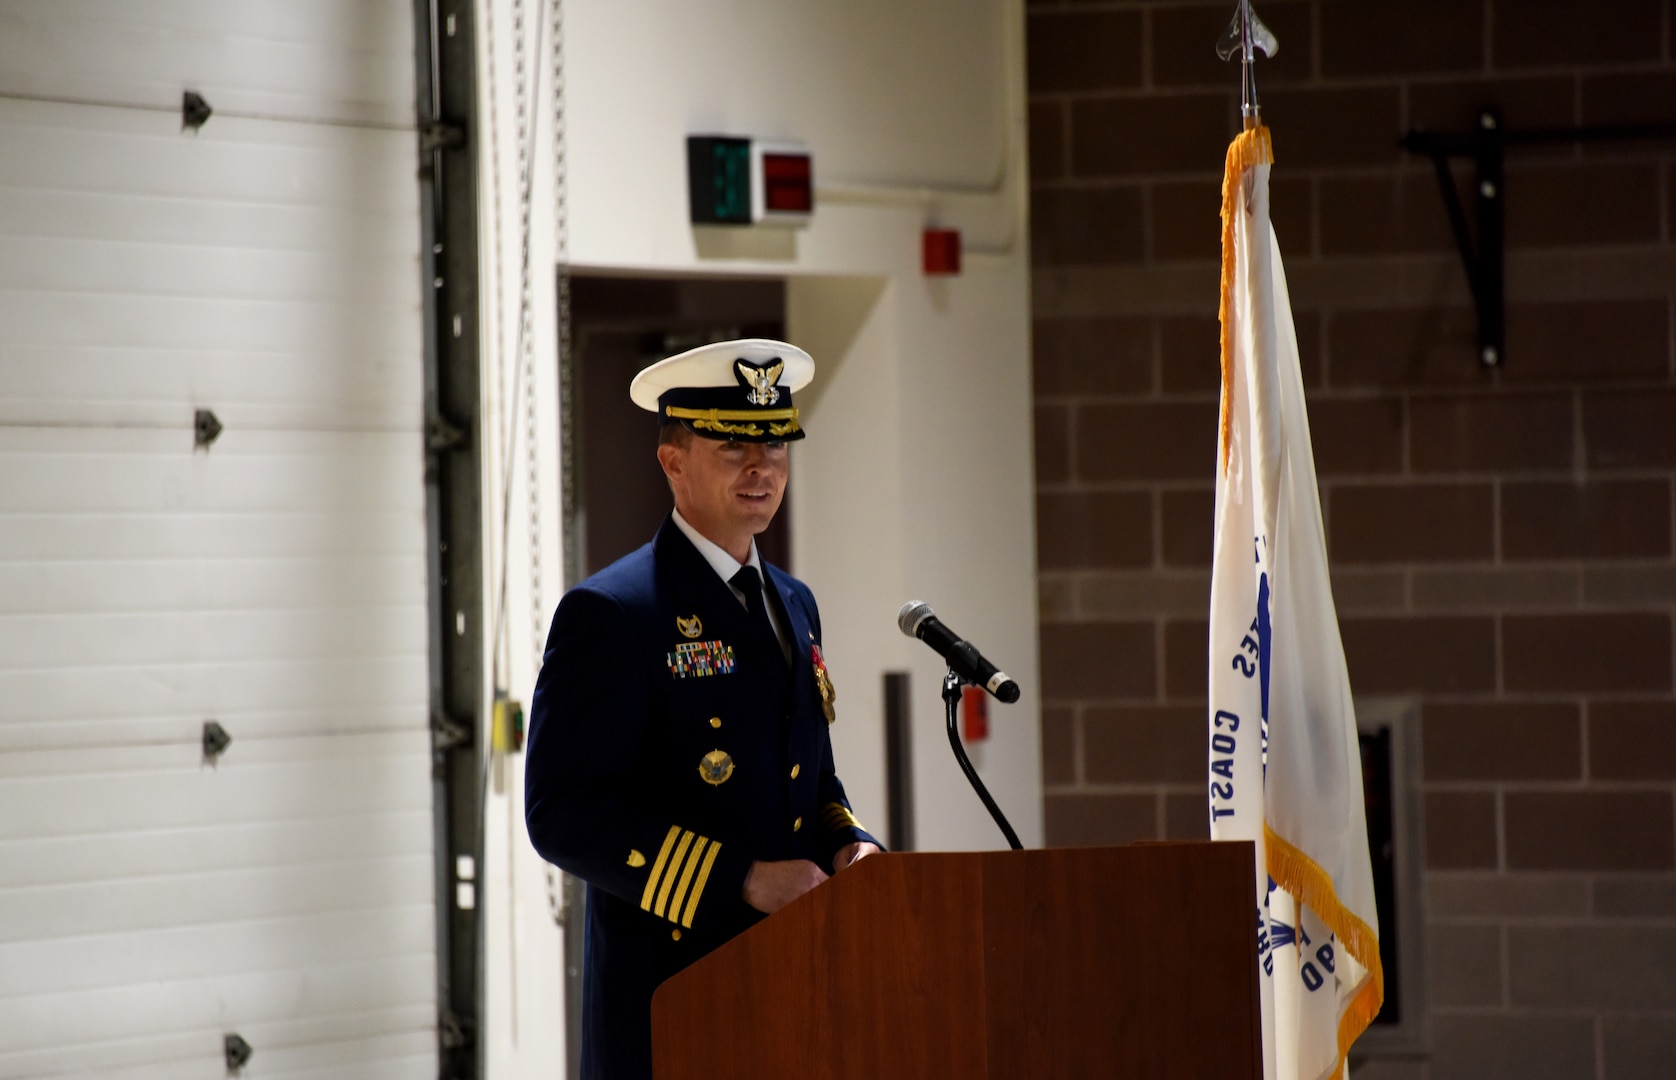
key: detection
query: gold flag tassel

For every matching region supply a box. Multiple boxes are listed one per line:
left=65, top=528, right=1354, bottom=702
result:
left=1217, top=124, right=1273, bottom=475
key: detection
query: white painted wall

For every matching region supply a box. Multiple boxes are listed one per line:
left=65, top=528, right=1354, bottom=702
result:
left=0, top=3, right=436, bottom=1077
left=563, top=0, right=1015, bottom=267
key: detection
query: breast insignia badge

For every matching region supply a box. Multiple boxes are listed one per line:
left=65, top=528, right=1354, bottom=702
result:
left=676, top=614, right=703, bottom=639
left=811, top=643, right=837, bottom=725
left=699, top=749, right=735, bottom=786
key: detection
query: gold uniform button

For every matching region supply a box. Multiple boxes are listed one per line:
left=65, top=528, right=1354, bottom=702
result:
left=790, top=764, right=800, bottom=779
left=700, top=749, right=734, bottom=786
left=672, top=929, right=682, bottom=941
left=709, top=717, right=722, bottom=729
left=793, top=817, right=802, bottom=831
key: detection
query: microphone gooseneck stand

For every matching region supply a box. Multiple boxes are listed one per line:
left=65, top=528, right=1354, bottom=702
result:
left=943, top=669, right=1023, bottom=851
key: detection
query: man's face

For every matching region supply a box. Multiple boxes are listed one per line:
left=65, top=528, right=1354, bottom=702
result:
left=658, top=434, right=788, bottom=560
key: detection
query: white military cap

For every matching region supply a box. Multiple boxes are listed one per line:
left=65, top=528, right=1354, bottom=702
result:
left=629, top=338, right=814, bottom=442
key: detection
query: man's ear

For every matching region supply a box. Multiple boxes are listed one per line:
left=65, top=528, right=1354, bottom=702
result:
left=656, top=441, right=683, bottom=480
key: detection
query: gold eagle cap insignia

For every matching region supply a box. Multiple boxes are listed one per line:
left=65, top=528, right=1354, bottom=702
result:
left=676, top=614, right=703, bottom=639
left=736, top=359, right=783, bottom=406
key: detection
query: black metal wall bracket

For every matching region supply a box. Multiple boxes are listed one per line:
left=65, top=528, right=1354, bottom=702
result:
left=1400, top=110, right=1505, bottom=369
left=1401, top=113, right=1676, bottom=370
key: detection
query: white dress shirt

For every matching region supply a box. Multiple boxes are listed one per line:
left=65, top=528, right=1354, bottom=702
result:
left=671, top=509, right=792, bottom=662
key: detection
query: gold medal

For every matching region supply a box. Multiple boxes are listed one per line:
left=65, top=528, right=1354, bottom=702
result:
left=699, top=749, right=735, bottom=786
left=811, top=643, right=837, bottom=725
left=676, top=614, right=703, bottom=639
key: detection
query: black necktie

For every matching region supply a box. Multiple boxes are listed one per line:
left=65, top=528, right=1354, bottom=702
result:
left=730, top=564, right=788, bottom=664
left=730, top=565, right=769, bottom=626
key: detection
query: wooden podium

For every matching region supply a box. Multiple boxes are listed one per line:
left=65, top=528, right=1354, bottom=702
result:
left=652, top=841, right=1261, bottom=1079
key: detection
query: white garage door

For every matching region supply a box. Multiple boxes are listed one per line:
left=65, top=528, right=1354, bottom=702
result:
left=0, top=3, right=438, bottom=1077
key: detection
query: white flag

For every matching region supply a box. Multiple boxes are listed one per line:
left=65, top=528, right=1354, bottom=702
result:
left=1207, top=126, right=1383, bottom=1080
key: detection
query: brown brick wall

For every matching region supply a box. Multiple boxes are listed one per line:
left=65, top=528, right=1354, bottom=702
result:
left=1027, top=1, right=1676, bottom=1076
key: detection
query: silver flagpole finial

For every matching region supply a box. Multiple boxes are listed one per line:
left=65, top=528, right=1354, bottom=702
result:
left=1216, top=0, right=1279, bottom=128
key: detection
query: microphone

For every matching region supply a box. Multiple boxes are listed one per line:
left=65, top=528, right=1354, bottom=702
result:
left=897, top=600, right=1021, bottom=703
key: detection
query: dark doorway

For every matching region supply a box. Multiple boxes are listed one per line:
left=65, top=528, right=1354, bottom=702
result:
left=567, top=275, right=790, bottom=579
left=1359, top=726, right=1401, bottom=1026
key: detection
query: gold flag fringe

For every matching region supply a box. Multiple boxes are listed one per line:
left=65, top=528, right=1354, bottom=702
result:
left=1265, top=823, right=1386, bottom=1080
left=1218, top=124, right=1273, bottom=475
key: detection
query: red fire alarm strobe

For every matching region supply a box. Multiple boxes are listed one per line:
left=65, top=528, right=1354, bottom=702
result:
left=923, top=227, right=962, bottom=275
left=751, top=140, right=813, bottom=227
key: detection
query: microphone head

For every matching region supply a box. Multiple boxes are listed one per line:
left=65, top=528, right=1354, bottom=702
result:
left=897, top=600, right=934, bottom=638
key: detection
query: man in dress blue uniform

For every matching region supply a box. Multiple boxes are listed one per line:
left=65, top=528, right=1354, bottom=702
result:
left=525, top=338, right=882, bottom=1080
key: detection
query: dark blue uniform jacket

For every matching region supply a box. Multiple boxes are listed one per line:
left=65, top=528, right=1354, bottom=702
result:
left=525, top=515, right=879, bottom=1080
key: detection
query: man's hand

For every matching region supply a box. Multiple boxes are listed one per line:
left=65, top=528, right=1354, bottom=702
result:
left=834, top=841, right=880, bottom=872
left=742, top=859, right=828, bottom=914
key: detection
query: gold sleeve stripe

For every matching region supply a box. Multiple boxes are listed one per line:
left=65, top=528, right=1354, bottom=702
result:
left=667, top=837, right=708, bottom=920
left=823, top=803, right=864, bottom=831
left=655, top=831, right=697, bottom=917
left=681, top=841, right=724, bottom=929
left=639, top=826, right=682, bottom=912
